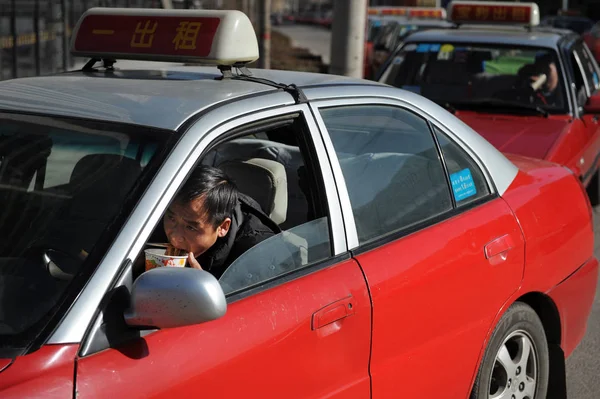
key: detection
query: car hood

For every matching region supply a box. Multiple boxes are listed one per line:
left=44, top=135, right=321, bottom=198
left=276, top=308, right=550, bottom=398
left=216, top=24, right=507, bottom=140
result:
left=456, top=113, right=570, bottom=159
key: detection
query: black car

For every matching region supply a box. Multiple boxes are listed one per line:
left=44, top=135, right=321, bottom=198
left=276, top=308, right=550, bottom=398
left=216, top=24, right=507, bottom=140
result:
left=541, top=15, right=594, bottom=35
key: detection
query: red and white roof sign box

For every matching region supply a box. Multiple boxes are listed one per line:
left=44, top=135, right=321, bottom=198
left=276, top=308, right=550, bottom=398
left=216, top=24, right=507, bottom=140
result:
left=70, top=8, right=259, bottom=65
left=447, top=1, right=540, bottom=26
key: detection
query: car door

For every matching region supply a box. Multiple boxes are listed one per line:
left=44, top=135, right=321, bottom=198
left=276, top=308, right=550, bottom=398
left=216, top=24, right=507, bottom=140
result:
left=74, top=105, right=372, bottom=398
left=312, top=100, right=526, bottom=398
left=570, top=41, right=600, bottom=184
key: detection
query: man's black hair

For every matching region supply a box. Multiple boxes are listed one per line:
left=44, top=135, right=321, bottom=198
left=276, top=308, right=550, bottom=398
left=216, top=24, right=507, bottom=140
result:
left=175, top=165, right=239, bottom=229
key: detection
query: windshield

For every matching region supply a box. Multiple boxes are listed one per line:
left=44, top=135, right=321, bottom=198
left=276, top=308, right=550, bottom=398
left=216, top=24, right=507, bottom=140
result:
left=380, top=43, right=568, bottom=114
left=0, top=113, right=167, bottom=351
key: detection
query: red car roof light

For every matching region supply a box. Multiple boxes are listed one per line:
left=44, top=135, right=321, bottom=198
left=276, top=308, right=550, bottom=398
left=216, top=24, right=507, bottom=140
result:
left=70, top=8, right=259, bottom=66
left=448, top=1, right=540, bottom=27
left=367, top=7, right=446, bottom=20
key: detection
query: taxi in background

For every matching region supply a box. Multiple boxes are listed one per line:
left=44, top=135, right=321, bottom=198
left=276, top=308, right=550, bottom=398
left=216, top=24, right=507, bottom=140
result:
left=583, top=20, right=600, bottom=64
left=364, top=7, right=397, bottom=79
left=541, top=9, right=594, bottom=36
left=365, top=7, right=453, bottom=79
left=0, top=7, right=596, bottom=399
left=379, top=1, right=600, bottom=206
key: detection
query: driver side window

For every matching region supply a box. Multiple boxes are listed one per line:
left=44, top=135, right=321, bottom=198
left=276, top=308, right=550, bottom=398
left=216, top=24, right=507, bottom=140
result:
left=137, top=114, right=335, bottom=296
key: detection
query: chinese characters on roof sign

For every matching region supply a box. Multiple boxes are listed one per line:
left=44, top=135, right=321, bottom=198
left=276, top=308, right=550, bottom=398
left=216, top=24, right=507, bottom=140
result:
left=368, top=7, right=446, bottom=20
left=74, top=14, right=220, bottom=57
left=70, top=8, right=260, bottom=65
left=407, top=8, right=446, bottom=19
left=448, top=1, right=540, bottom=26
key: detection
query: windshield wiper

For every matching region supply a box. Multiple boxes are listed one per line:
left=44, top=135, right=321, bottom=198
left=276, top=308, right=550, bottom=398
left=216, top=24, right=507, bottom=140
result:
left=453, top=99, right=549, bottom=118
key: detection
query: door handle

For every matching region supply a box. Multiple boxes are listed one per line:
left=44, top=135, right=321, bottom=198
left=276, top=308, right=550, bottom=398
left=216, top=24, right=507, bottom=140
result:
left=484, top=234, right=515, bottom=264
left=311, top=296, right=355, bottom=330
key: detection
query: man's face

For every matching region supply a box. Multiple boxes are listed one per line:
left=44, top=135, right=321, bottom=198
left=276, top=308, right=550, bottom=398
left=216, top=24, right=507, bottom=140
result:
left=163, top=196, right=231, bottom=256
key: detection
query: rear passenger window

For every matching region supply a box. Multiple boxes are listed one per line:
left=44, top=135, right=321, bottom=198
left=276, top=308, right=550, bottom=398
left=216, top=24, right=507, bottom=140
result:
left=433, top=126, right=491, bottom=206
left=320, top=105, right=452, bottom=244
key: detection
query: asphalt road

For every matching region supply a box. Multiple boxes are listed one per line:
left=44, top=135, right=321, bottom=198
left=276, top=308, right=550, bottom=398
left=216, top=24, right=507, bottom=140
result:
left=274, top=23, right=600, bottom=399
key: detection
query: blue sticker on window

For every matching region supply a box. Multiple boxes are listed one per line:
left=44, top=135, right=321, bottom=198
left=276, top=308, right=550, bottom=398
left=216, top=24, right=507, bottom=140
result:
left=429, top=44, right=441, bottom=52
left=416, top=44, right=431, bottom=53
left=450, top=168, right=477, bottom=202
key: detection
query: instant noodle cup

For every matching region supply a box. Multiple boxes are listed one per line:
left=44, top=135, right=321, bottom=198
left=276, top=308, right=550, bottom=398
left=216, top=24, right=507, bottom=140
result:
left=144, top=248, right=187, bottom=271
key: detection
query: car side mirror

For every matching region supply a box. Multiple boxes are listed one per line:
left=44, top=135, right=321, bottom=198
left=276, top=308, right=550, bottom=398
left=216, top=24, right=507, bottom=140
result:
left=584, top=94, right=600, bottom=114
left=124, top=267, right=227, bottom=329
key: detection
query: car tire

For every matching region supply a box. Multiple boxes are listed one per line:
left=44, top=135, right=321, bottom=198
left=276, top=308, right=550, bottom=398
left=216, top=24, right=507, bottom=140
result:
left=586, top=169, right=600, bottom=207
left=470, top=302, right=549, bottom=399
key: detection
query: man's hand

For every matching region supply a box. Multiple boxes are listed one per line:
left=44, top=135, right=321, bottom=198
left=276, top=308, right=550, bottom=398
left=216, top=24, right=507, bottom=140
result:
left=188, top=252, right=203, bottom=270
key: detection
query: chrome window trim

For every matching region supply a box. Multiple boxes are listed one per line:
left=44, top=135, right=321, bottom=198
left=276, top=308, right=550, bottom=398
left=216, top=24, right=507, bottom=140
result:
left=309, top=103, right=359, bottom=251
left=573, top=50, right=592, bottom=98
left=310, top=96, right=499, bottom=250
left=582, top=43, right=600, bottom=87
left=49, top=93, right=347, bottom=344
left=557, top=44, right=576, bottom=117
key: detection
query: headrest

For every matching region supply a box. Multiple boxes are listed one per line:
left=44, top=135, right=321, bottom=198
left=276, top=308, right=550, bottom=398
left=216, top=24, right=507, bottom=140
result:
left=206, top=138, right=301, bottom=169
left=219, top=158, right=288, bottom=225
left=70, top=154, right=142, bottom=193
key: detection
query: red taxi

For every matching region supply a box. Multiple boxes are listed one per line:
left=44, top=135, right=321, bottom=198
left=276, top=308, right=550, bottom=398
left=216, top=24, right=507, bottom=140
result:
left=583, top=22, right=600, bottom=64
left=0, top=7, right=596, bottom=399
left=379, top=1, right=600, bottom=205
left=364, top=7, right=450, bottom=80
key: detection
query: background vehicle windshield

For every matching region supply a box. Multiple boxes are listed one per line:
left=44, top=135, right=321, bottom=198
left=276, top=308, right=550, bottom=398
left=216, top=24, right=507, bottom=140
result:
left=0, top=113, right=167, bottom=352
left=367, top=20, right=385, bottom=42
left=381, top=43, right=568, bottom=114
left=541, top=16, right=594, bottom=34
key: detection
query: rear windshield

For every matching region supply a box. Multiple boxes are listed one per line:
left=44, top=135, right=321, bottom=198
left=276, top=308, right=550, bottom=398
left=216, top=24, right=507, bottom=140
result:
left=0, top=113, right=168, bottom=351
left=380, top=43, right=569, bottom=114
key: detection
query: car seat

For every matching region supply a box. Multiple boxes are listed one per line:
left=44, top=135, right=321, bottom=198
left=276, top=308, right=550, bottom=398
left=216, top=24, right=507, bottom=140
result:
left=217, top=157, right=288, bottom=226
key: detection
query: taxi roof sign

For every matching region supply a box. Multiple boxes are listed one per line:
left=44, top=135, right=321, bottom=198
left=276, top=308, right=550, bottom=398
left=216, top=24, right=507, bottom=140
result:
left=448, top=1, right=540, bottom=27
left=407, top=8, right=447, bottom=19
left=70, top=8, right=259, bottom=66
left=368, top=7, right=446, bottom=20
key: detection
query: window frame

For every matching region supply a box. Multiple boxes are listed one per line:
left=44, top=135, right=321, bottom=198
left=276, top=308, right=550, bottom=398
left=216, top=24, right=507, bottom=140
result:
left=310, top=98, right=498, bottom=253
left=572, top=47, right=592, bottom=101
left=49, top=97, right=350, bottom=347
left=431, top=122, right=494, bottom=207
left=75, top=103, right=352, bottom=356
left=197, top=115, right=343, bottom=300
left=151, top=106, right=349, bottom=300
left=573, top=41, right=599, bottom=96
